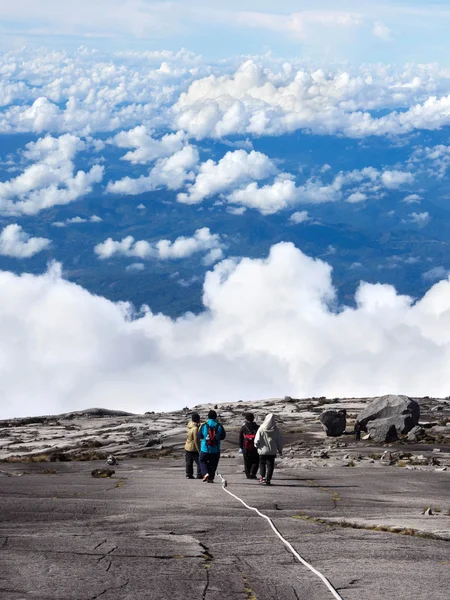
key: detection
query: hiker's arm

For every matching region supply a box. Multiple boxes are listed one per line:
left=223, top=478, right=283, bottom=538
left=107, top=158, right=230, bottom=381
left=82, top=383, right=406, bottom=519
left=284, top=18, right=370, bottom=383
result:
left=198, top=425, right=204, bottom=440
left=254, top=429, right=261, bottom=448
left=220, top=425, right=226, bottom=440
left=195, top=427, right=200, bottom=452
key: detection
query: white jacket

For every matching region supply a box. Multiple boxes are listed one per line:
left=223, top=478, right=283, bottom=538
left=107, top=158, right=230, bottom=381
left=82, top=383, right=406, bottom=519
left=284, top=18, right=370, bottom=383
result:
left=254, top=414, right=283, bottom=456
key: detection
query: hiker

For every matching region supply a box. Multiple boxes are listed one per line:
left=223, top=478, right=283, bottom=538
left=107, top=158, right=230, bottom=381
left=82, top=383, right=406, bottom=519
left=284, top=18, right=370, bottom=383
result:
left=198, top=409, right=226, bottom=483
left=254, top=413, right=283, bottom=486
left=185, top=413, right=202, bottom=479
left=239, top=412, right=259, bottom=479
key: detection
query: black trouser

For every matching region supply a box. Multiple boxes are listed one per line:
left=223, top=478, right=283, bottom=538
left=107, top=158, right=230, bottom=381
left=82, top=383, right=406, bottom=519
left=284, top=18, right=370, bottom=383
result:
left=243, top=451, right=259, bottom=478
left=199, top=451, right=220, bottom=481
left=185, top=451, right=200, bottom=477
left=259, top=455, right=275, bottom=482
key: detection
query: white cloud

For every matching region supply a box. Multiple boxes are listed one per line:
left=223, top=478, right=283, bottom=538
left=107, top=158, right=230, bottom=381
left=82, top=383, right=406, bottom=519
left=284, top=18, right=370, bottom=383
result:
left=177, top=149, right=277, bottom=204
left=423, top=266, right=449, bottom=281
left=172, top=59, right=450, bottom=140
left=403, top=194, right=422, bottom=203
left=289, top=210, right=309, bottom=224
left=109, top=127, right=187, bottom=164
left=126, top=262, right=145, bottom=272
left=4, top=243, right=450, bottom=418
left=0, top=224, right=50, bottom=258
left=0, top=134, right=103, bottom=215
left=227, top=174, right=298, bottom=214
left=372, top=21, right=393, bottom=41
left=106, top=145, right=199, bottom=195
left=95, top=227, right=225, bottom=263
left=404, top=211, right=430, bottom=226
left=61, top=215, right=103, bottom=225
left=346, top=191, right=367, bottom=204
left=380, top=170, right=414, bottom=189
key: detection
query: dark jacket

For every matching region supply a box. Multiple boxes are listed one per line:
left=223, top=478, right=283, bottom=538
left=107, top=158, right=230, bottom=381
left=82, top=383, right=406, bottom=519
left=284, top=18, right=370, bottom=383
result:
left=239, top=421, right=259, bottom=452
left=198, top=419, right=226, bottom=454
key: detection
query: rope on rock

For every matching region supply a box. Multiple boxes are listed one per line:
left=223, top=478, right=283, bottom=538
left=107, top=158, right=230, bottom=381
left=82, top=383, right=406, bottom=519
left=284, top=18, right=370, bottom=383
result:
left=217, top=473, right=345, bottom=600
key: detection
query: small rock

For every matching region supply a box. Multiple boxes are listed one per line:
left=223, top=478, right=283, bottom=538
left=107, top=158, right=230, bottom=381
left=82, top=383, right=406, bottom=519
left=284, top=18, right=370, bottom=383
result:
left=91, top=468, right=115, bottom=478
left=424, top=507, right=433, bottom=516
left=362, top=433, right=371, bottom=440
left=432, top=448, right=441, bottom=453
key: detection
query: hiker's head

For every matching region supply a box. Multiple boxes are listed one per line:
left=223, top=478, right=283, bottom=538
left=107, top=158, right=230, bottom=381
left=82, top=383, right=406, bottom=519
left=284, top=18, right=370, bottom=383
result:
left=261, top=413, right=276, bottom=429
left=207, top=409, right=217, bottom=420
left=244, top=412, right=254, bottom=422
left=191, top=412, right=200, bottom=424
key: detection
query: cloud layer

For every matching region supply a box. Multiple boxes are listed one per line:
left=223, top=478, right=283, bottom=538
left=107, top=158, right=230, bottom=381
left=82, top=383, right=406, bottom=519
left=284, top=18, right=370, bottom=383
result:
left=2, top=243, right=450, bottom=419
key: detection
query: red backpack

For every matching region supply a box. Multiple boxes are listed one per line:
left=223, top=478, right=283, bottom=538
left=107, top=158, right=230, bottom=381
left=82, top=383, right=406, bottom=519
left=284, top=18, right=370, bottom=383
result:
left=205, top=424, right=219, bottom=447
left=243, top=431, right=256, bottom=452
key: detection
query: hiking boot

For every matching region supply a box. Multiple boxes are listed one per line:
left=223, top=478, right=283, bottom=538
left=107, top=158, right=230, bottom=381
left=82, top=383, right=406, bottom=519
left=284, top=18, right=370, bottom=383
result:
left=265, top=480, right=271, bottom=485
left=249, top=475, right=257, bottom=479
left=196, top=474, right=203, bottom=479
left=258, top=477, right=266, bottom=484
left=207, top=478, right=214, bottom=483
left=186, top=475, right=195, bottom=479
left=202, top=474, right=209, bottom=482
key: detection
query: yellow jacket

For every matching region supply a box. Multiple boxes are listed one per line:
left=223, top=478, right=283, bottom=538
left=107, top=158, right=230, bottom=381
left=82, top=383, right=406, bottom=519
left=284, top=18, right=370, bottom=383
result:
left=184, top=421, right=200, bottom=452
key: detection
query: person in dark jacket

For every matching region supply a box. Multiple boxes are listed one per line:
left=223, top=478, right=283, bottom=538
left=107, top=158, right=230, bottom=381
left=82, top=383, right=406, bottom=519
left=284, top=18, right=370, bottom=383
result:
left=184, top=412, right=202, bottom=479
left=239, top=412, right=259, bottom=479
left=198, top=409, right=226, bottom=483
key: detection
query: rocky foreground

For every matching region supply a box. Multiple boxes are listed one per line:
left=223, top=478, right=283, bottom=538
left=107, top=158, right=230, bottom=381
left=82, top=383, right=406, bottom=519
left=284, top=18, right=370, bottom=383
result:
left=1, top=395, right=450, bottom=600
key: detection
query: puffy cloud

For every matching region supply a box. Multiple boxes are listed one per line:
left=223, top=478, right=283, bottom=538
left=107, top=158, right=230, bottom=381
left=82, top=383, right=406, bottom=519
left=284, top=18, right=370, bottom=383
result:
left=0, top=224, right=51, bottom=258
left=3, top=48, right=450, bottom=141
left=109, top=127, right=187, bottom=164
left=227, top=174, right=298, bottom=214
left=403, top=211, right=430, bottom=226
left=177, top=149, right=277, bottom=204
left=172, top=59, right=450, bottom=139
left=224, top=165, right=413, bottom=214
left=372, top=21, right=393, bottom=41
left=346, top=191, right=367, bottom=203
left=95, top=227, right=225, bottom=263
left=403, top=194, right=422, bottom=203
left=3, top=243, right=450, bottom=418
left=289, top=210, right=309, bottom=224
left=126, top=262, right=145, bottom=272
left=423, top=266, right=449, bottom=281
left=106, top=145, right=199, bottom=195
left=0, top=134, right=103, bottom=215
left=380, top=170, right=414, bottom=189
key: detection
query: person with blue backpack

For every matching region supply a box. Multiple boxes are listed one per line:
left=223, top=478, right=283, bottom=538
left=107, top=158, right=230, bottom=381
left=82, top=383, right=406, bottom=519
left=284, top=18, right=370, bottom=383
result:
left=239, top=412, right=259, bottom=479
left=198, top=409, right=226, bottom=483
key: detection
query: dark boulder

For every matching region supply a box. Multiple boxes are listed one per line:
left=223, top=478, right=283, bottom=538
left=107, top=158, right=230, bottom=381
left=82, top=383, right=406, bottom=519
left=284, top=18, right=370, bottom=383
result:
left=356, top=395, right=420, bottom=435
left=367, top=418, right=399, bottom=443
left=319, top=409, right=347, bottom=437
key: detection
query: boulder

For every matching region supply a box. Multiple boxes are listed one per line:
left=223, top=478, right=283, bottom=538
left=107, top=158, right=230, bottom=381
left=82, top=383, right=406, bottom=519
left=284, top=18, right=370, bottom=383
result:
left=356, top=394, right=420, bottom=434
left=367, top=419, right=399, bottom=443
left=319, top=409, right=347, bottom=437
left=407, top=426, right=425, bottom=442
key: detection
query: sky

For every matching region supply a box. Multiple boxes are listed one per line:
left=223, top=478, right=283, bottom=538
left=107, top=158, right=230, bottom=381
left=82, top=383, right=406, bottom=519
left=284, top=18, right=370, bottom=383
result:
left=1, top=0, right=450, bottom=63
left=2, top=1, right=450, bottom=419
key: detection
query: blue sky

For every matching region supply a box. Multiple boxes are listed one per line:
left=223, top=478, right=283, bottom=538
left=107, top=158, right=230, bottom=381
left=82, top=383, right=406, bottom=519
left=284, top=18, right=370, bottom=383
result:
left=1, top=0, right=450, bottom=64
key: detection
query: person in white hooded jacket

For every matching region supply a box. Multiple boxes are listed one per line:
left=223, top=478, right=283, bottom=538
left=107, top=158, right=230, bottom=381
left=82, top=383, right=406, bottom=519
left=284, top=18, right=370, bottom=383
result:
left=254, top=413, right=283, bottom=485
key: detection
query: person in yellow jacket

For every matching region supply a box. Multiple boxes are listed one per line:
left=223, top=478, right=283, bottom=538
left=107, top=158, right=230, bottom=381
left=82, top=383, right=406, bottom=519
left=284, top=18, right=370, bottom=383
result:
left=185, top=413, right=202, bottom=479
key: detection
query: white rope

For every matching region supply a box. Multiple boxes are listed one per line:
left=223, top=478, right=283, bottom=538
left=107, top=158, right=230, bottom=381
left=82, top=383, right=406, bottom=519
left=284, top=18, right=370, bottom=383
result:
left=217, top=473, right=344, bottom=600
